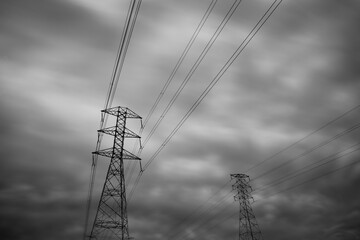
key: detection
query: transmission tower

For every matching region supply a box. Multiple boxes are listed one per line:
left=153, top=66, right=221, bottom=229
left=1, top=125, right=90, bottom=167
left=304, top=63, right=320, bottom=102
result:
left=231, top=174, right=263, bottom=240
left=89, top=106, right=142, bottom=240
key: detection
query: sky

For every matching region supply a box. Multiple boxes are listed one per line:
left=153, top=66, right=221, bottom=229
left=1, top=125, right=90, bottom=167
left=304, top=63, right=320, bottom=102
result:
left=1, top=0, right=360, bottom=239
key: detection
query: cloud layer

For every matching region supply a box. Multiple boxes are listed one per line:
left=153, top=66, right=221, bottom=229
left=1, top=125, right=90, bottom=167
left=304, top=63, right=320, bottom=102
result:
left=1, top=0, right=359, bottom=239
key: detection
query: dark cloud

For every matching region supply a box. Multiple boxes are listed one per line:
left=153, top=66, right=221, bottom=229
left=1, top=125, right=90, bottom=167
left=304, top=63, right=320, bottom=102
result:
left=1, top=0, right=360, bottom=240
left=255, top=166, right=360, bottom=240
left=0, top=196, right=83, bottom=240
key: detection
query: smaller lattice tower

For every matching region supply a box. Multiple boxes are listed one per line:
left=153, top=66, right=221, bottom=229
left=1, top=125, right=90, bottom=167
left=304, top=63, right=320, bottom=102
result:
left=230, top=174, right=263, bottom=240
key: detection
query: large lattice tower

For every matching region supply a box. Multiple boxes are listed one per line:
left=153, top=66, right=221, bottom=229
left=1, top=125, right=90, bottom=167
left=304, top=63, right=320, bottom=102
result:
left=231, top=174, right=263, bottom=240
left=89, top=106, right=142, bottom=240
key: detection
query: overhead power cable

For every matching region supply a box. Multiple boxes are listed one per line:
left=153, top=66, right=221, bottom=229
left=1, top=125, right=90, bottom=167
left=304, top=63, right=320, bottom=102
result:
left=253, top=142, right=360, bottom=193
left=178, top=207, right=237, bottom=240
left=83, top=1, right=142, bottom=239
left=143, top=0, right=283, bottom=171
left=142, top=0, right=218, bottom=129
left=187, top=210, right=238, bottom=240
left=167, top=182, right=233, bottom=240
left=125, top=159, right=139, bottom=189
left=126, top=0, right=218, bottom=194
left=251, top=121, right=360, bottom=182
left=127, top=170, right=143, bottom=201
left=163, top=180, right=232, bottom=239
left=128, top=0, right=284, bottom=235
left=173, top=191, right=235, bottom=240
left=245, top=104, right=360, bottom=174
left=176, top=144, right=360, bottom=240
left=255, top=156, right=360, bottom=201
left=128, top=0, right=246, bottom=201
left=170, top=115, right=360, bottom=239
left=105, top=1, right=141, bottom=112
left=140, top=0, right=244, bottom=150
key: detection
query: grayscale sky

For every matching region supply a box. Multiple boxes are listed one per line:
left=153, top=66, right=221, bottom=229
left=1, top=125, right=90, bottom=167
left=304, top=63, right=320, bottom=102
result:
left=1, top=0, right=360, bottom=240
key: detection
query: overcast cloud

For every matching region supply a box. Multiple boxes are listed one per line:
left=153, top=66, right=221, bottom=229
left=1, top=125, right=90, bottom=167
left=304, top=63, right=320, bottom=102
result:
left=1, top=0, right=360, bottom=240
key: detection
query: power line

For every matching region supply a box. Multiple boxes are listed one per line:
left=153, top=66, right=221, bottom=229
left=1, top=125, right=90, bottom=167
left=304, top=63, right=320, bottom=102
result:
left=127, top=171, right=143, bottom=201
left=169, top=137, right=360, bottom=240
left=245, top=104, right=360, bottom=174
left=178, top=148, right=360, bottom=239
left=195, top=210, right=238, bottom=239
left=140, top=0, right=244, bottom=150
left=168, top=184, right=233, bottom=240
left=255, top=156, right=360, bottom=201
left=141, top=0, right=218, bottom=129
left=173, top=191, right=235, bottom=240
left=126, top=0, right=282, bottom=216
left=127, top=0, right=247, bottom=201
left=253, top=142, right=360, bottom=193
left=173, top=129, right=360, bottom=239
left=155, top=2, right=285, bottom=237
left=125, top=158, right=139, bottom=189
left=126, top=0, right=218, bottom=196
left=143, top=0, right=283, bottom=171
left=105, top=1, right=141, bottom=112
left=83, top=1, right=142, bottom=239
left=176, top=203, right=235, bottom=240
left=251, top=121, right=360, bottom=182
left=176, top=205, right=238, bottom=240
left=163, top=180, right=232, bottom=239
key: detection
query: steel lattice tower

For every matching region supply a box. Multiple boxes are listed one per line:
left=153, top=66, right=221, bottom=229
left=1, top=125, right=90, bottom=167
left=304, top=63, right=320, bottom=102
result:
left=90, top=106, right=141, bottom=240
left=231, top=174, right=263, bottom=240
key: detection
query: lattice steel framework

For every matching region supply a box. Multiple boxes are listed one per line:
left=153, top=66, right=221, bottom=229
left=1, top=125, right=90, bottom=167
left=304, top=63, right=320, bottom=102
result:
left=231, top=174, right=263, bottom=240
left=90, top=106, right=141, bottom=240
